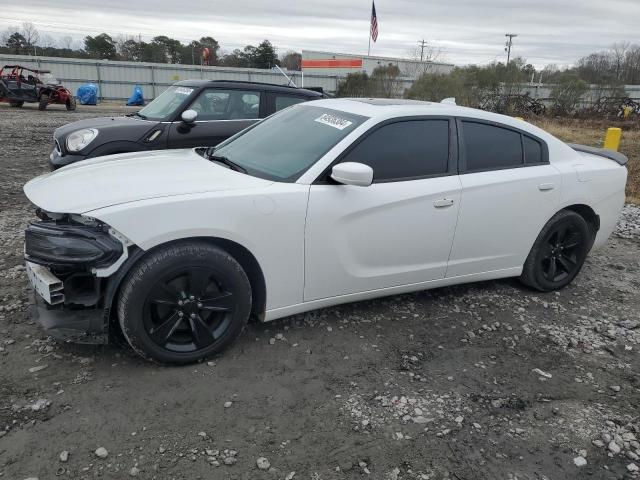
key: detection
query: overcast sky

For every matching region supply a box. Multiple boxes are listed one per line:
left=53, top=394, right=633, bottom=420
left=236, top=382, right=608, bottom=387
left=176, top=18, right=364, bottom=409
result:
left=1, top=0, right=639, bottom=67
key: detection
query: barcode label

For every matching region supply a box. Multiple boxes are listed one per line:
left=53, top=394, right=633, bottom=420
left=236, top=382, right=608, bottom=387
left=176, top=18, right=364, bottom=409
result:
left=314, top=113, right=353, bottom=130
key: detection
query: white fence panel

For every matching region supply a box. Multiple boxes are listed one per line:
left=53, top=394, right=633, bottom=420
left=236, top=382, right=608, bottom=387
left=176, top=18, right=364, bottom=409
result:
left=1, top=54, right=639, bottom=103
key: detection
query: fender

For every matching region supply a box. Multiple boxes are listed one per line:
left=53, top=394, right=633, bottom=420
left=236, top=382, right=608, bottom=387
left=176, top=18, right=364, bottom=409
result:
left=87, top=140, right=153, bottom=159
left=101, top=246, right=147, bottom=337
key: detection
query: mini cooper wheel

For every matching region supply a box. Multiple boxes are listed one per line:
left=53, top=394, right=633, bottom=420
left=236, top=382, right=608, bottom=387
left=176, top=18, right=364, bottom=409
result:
left=520, top=210, right=591, bottom=292
left=117, top=242, right=252, bottom=364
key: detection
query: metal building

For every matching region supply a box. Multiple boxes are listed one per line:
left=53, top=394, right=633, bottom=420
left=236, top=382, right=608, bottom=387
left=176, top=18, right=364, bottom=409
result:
left=301, top=49, right=454, bottom=79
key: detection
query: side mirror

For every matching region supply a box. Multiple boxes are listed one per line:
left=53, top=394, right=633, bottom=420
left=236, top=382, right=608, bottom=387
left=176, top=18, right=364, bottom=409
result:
left=181, top=109, right=198, bottom=124
left=330, top=162, right=373, bottom=187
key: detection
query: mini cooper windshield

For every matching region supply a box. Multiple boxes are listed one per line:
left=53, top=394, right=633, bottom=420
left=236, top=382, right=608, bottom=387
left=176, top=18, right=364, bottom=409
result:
left=212, top=105, right=368, bottom=181
left=136, top=85, right=195, bottom=120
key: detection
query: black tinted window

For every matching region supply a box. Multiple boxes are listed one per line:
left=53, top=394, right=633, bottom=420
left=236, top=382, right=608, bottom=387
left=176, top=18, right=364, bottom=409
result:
left=524, top=135, right=543, bottom=164
left=342, top=120, right=449, bottom=182
left=463, top=121, right=523, bottom=171
left=275, top=95, right=306, bottom=112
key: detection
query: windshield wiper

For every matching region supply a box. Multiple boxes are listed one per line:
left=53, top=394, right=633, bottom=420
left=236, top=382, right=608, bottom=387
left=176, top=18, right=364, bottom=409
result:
left=126, top=111, right=147, bottom=119
left=205, top=149, right=246, bottom=173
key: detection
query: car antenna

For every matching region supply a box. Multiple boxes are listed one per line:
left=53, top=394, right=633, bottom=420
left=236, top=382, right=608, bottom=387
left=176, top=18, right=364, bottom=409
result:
left=272, top=65, right=297, bottom=88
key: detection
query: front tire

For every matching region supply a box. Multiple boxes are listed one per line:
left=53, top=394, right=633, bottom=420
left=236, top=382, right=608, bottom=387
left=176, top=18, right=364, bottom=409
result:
left=66, top=97, right=77, bottom=111
left=117, top=242, right=252, bottom=364
left=520, top=210, right=591, bottom=292
left=38, top=94, right=49, bottom=110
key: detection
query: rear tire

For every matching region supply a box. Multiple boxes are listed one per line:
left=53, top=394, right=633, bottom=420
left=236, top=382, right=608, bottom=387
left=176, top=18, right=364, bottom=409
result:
left=66, top=97, right=77, bottom=111
left=520, top=210, right=591, bottom=292
left=117, top=242, right=252, bottom=364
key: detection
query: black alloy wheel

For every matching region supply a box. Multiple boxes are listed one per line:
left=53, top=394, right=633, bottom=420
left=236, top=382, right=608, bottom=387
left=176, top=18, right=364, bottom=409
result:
left=118, top=242, right=252, bottom=364
left=539, top=222, right=585, bottom=283
left=520, top=210, right=591, bottom=291
left=143, top=266, right=236, bottom=353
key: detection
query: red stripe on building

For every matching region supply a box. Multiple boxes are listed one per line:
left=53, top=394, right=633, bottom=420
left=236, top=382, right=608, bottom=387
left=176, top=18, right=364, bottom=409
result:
left=301, top=59, right=363, bottom=69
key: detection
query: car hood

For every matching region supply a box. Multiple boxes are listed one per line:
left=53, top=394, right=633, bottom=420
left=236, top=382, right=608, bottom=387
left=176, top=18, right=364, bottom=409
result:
left=24, top=149, right=273, bottom=214
left=54, top=115, right=157, bottom=141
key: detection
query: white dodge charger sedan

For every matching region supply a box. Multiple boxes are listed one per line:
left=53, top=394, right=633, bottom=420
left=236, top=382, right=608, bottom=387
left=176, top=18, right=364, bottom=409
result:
left=23, top=98, right=627, bottom=363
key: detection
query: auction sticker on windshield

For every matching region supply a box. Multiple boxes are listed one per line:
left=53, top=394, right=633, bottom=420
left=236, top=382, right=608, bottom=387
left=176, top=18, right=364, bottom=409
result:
left=314, top=113, right=353, bottom=130
left=175, top=87, right=194, bottom=95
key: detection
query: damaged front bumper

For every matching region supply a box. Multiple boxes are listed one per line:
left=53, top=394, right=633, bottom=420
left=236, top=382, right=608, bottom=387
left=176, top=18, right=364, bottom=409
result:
left=24, top=215, right=132, bottom=344
left=29, top=287, right=108, bottom=344
left=26, top=261, right=108, bottom=344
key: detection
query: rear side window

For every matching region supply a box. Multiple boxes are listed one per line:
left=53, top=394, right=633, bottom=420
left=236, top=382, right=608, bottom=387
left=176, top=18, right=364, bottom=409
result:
left=275, top=95, right=307, bottom=112
left=523, top=135, right=543, bottom=164
left=341, top=120, right=449, bottom=182
left=189, top=89, right=261, bottom=120
left=462, top=121, right=523, bottom=171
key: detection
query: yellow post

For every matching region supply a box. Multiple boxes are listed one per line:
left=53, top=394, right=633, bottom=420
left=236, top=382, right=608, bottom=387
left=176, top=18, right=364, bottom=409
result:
left=623, top=106, right=632, bottom=119
left=604, top=127, right=621, bottom=151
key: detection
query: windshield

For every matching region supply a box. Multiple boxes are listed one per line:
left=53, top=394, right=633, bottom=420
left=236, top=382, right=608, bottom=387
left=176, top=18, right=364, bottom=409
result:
left=213, top=105, right=368, bottom=181
left=138, top=85, right=195, bottom=121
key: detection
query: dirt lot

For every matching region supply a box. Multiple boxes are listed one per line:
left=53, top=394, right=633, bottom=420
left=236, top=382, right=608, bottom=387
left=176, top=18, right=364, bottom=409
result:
left=0, top=104, right=639, bottom=480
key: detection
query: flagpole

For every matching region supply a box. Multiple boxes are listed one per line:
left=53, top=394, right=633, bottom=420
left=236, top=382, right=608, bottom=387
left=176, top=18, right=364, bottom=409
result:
left=367, top=0, right=372, bottom=56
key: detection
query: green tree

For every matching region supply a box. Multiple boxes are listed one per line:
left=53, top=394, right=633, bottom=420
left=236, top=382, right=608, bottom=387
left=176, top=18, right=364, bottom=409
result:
left=336, top=72, right=371, bottom=97
left=406, top=72, right=465, bottom=102
left=119, top=38, right=144, bottom=61
left=252, top=40, right=278, bottom=69
left=370, top=65, right=403, bottom=98
left=221, top=45, right=263, bottom=68
left=550, top=74, right=588, bottom=115
left=84, top=33, right=116, bottom=59
left=181, top=37, right=220, bottom=65
left=222, top=48, right=251, bottom=68
left=151, top=36, right=183, bottom=63
left=199, top=36, right=220, bottom=65
left=5, top=32, right=26, bottom=54
left=280, top=51, right=301, bottom=71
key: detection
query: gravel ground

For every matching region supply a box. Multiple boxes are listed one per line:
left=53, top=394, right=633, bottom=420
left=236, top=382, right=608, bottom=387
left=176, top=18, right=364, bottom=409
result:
left=0, top=104, right=639, bottom=480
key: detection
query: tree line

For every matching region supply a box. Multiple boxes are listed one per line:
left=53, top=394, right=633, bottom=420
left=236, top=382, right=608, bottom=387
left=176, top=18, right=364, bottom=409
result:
left=338, top=43, right=640, bottom=116
left=0, top=22, right=302, bottom=70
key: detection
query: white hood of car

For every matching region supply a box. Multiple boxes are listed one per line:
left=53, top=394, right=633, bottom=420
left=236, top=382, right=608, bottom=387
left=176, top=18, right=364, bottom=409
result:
left=24, top=149, right=273, bottom=213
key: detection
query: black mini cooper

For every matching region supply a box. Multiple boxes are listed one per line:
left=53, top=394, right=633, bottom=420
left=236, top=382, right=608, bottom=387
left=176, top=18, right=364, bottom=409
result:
left=49, top=80, right=325, bottom=169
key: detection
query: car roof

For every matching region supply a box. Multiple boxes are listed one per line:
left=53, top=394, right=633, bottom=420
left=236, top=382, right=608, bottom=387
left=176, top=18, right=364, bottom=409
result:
left=302, top=97, right=556, bottom=140
left=174, top=79, right=323, bottom=97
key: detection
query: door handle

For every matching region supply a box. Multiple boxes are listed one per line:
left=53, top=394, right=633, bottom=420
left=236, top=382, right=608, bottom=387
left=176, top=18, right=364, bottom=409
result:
left=538, top=183, right=555, bottom=191
left=433, top=198, right=455, bottom=208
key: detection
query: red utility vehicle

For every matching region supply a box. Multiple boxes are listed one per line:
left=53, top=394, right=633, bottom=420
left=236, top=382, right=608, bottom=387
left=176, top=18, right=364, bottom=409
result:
left=0, top=65, right=76, bottom=110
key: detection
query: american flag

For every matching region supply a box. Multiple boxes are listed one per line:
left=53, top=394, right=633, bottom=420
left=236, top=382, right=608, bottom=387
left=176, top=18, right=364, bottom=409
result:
left=370, top=1, right=378, bottom=42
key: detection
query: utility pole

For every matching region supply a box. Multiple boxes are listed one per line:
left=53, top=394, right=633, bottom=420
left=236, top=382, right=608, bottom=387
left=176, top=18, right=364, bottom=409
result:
left=418, top=39, right=427, bottom=62
left=505, top=33, right=517, bottom=64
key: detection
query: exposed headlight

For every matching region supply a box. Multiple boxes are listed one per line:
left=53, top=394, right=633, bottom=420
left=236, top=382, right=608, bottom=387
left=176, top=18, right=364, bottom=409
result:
left=66, top=128, right=98, bottom=152
left=25, top=222, right=122, bottom=267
